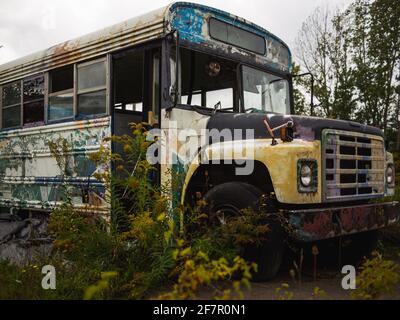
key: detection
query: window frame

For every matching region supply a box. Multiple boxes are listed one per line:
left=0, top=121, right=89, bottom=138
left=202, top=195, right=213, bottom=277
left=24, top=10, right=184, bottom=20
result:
left=150, top=49, right=161, bottom=123
left=22, top=74, right=46, bottom=127
left=209, top=18, right=267, bottom=56
left=0, top=80, right=23, bottom=130
left=76, top=58, right=109, bottom=119
left=177, top=47, right=240, bottom=113
left=0, top=55, right=112, bottom=131
left=47, top=65, right=75, bottom=123
left=240, top=63, right=292, bottom=115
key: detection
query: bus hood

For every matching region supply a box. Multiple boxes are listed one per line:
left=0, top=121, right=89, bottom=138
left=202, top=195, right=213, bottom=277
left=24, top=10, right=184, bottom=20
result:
left=206, top=112, right=383, bottom=142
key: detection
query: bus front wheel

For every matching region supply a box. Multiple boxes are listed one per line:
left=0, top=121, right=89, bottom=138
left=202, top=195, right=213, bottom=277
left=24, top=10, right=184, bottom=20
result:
left=204, top=182, right=284, bottom=281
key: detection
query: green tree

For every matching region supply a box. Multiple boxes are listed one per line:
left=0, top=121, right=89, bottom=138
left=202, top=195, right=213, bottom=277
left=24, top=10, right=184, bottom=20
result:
left=292, top=62, right=308, bottom=115
left=348, top=0, right=400, bottom=134
left=294, top=6, right=356, bottom=119
left=294, top=6, right=334, bottom=117
left=294, top=0, right=400, bottom=143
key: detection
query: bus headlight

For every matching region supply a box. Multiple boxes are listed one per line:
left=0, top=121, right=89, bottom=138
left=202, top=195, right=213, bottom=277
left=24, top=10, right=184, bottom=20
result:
left=387, top=165, right=395, bottom=187
left=298, top=159, right=318, bottom=193
left=300, top=164, right=312, bottom=187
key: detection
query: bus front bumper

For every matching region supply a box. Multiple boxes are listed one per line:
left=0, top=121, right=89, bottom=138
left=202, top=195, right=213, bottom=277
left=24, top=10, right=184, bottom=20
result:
left=287, top=201, right=399, bottom=242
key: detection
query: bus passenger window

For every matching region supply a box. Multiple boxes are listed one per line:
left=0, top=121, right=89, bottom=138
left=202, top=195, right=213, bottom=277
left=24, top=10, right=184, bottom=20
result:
left=23, top=75, right=44, bottom=126
left=2, top=81, right=21, bottom=129
left=77, top=59, right=107, bottom=117
left=48, top=66, right=74, bottom=121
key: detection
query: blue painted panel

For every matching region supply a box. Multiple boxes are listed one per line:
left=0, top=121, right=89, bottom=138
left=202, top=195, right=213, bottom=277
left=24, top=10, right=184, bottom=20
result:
left=169, top=2, right=292, bottom=72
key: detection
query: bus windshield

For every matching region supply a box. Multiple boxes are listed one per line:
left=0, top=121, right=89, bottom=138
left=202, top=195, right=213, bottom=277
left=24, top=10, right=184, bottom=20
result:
left=178, top=48, right=290, bottom=115
left=242, top=65, right=290, bottom=114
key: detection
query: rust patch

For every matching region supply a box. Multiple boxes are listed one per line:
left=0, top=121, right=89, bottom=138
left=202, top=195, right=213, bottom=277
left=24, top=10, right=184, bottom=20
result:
left=289, top=202, right=399, bottom=241
left=340, top=206, right=385, bottom=233
left=301, top=211, right=335, bottom=240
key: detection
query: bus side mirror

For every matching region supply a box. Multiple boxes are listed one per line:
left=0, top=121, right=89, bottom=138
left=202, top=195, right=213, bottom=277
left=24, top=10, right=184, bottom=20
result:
left=169, top=85, right=177, bottom=100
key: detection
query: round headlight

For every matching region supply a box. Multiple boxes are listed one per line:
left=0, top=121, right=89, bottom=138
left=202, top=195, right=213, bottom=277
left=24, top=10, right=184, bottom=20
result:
left=300, top=164, right=312, bottom=187
left=387, top=166, right=394, bottom=185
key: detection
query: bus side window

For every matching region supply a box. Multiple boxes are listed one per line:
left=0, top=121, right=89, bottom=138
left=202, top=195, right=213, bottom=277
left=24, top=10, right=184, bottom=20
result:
left=1, top=81, right=21, bottom=129
left=23, top=75, right=45, bottom=126
left=77, top=59, right=107, bottom=118
left=48, top=66, right=74, bottom=121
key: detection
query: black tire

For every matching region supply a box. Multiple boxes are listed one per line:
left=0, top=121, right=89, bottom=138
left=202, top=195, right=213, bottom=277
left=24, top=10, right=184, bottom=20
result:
left=341, top=230, right=379, bottom=266
left=204, top=182, right=285, bottom=281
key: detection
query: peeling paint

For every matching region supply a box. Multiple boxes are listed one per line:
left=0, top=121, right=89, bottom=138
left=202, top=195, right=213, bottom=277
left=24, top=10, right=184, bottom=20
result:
left=0, top=117, right=111, bottom=212
left=167, top=2, right=292, bottom=72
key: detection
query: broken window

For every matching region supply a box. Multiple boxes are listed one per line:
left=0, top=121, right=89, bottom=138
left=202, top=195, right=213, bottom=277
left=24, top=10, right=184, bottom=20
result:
left=2, top=81, right=21, bottom=129
left=48, top=65, right=74, bottom=121
left=77, top=59, right=107, bottom=117
left=23, top=75, right=44, bottom=126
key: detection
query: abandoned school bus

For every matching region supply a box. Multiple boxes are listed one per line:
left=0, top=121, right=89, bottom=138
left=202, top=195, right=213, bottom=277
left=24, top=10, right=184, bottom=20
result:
left=0, top=2, right=398, bottom=278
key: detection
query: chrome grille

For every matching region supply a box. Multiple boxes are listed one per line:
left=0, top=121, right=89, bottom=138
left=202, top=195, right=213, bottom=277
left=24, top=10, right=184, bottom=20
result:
left=322, top=129, right=385, bottom=202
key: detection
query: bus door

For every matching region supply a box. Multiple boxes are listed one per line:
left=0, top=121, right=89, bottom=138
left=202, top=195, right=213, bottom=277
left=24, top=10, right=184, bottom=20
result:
left=112, top=45, right=161, bottom=183
left=112, top=46, right=161, bottom=134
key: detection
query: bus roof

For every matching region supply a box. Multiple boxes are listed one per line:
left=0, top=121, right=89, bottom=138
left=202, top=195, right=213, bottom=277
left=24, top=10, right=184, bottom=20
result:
left=0, top=2, right=291, bottom=84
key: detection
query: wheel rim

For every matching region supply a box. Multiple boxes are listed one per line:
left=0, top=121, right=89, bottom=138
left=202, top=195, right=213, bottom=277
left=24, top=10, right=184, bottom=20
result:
left=213, top=204, right=241, bottom=225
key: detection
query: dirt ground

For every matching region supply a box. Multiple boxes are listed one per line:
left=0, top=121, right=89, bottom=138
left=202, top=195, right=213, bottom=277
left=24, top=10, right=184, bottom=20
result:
left=197, top=263, right=357, bottom=300
left=196, top=263, right=400, bottom=300
left=244, top=272, right=358, bottom=300
left=198, top=237, right=400, bottom=300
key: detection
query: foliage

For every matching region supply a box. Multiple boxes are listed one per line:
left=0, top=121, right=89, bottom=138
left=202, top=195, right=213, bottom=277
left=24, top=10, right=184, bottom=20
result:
left=351, top=252, right=400, bottom=300
left=0, top=123, right=266, bottom=300
left=84, top=271, right=119, bottom=300
left=310, top=287, right=327, bottom=300
left=160, top=250, right=256, bottom=300
left=48, top=138, right=74, bottom=177
left=275, top=283, right=294, bottom=300
left=294, top=0, right=400, bottom=146
left=0, top=261, right=44, bottom=299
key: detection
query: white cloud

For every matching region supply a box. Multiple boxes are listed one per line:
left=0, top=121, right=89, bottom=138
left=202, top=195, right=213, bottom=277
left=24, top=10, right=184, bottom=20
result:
left=0, top=0, right=353, bottom=65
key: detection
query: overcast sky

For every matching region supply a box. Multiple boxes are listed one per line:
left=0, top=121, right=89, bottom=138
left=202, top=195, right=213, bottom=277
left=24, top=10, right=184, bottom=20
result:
left=0, top=0, right=353, bottom=65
